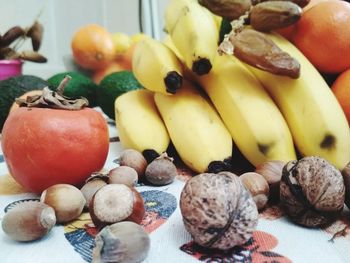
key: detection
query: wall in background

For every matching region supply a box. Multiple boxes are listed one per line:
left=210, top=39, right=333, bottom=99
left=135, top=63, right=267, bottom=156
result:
left=0, top=0, right=169, bottom=79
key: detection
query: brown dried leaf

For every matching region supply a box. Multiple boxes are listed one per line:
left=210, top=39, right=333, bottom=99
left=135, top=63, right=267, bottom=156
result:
left=0, top=47, right=19, bottom=60
left=250, top=1, right=302, bottom=32
left=27, top=21, right=43, bottom=51
left=230, top=29, right=300, bottom=78
left=1, top=26, right=25, bottom=47
left=19, top=50, right=47, bottom=63
left=198, top=0, right=252, bottom=20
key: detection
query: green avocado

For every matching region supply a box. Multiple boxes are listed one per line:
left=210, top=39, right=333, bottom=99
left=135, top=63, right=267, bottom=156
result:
left=47, top=72, right=98, bottom=107
left=98, top=71, right=143, bottom=119
left=0, top=75, right=48, bottom=131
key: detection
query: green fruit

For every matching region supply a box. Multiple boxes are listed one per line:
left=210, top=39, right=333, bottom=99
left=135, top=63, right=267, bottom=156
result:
left=47, top=72, right=98, bottom=107
left=98, top=71, right=143, bottom=119
left=219, top=17, right=232, bottom=43
left=0, top=75, right=48, bottom=131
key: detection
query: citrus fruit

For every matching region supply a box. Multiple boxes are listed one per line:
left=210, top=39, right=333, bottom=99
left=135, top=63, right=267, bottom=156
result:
left=293, top=1, right=350, bottom=73
left=131, top=33, right=150, bottom=43
left=71, top=24, right=115, bottom=70
left=112, top=32, right=132, bottom=56
left=92, top=62, right=128, bottom=84
left=331, top=69, right=350, bottom=123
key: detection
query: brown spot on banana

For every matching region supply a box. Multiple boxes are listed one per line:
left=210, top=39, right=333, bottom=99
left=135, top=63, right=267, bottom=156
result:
left=320, top=134, right=336, bottom=150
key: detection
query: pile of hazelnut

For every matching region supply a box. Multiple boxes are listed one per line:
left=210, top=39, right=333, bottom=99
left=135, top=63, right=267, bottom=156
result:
left=1, top=149, right=178, bottom=263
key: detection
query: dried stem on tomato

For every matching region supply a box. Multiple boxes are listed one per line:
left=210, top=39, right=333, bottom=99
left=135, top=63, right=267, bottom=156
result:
left=15, top=75, right=89, bottom=110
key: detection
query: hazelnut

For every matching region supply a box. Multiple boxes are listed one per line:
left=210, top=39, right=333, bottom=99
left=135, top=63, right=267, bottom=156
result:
left=81, top=174, right=108, bottom=209
left=255, top=160, right=285, bottom=203
left=108, top=166, right=138, bottom=187
left=92, top=221, right=150, bottom=263
left=117, top=149, right=148, bottom=179
left=145, top=153, right=177, bottom=186
left=240, top=172, right=269, bottom=210
left=41, top=184, right=86, bottom=223
left=280, top=156, right=345, bottom=227
left=341, top=162, right=350, bottom=209
left=2, top=201, right=56, bottom=241
left=180, top=172, right=258, bottom=250
left=89, top=184, right=145, bottom=229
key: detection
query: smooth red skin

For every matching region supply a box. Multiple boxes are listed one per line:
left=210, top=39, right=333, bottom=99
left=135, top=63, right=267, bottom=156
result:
left=1, top=107, right=109, bottom=193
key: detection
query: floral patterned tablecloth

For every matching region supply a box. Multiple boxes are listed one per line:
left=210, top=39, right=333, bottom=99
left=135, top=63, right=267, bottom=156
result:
left=0, top=109, right=350, bottom=263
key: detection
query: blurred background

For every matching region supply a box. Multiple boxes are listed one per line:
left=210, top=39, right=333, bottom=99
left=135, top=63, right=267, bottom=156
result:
left=0, top=0, right=168, bottom=78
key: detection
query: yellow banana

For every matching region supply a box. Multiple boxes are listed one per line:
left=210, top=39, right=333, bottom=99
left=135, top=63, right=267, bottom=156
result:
left=132, top=38, right=183, bottom=95
left=115, top=89, right=170, bottom=155
left=245, top=33, right=350, bottom=170
left=164, top=0, right=218, bottom=76
left=198, top=55, right=296, bottom=167
left=154, top=81, right=233, bottom=173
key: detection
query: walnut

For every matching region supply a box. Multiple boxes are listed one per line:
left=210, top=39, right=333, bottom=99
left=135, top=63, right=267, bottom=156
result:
left=180, top=172, right=258, bottom=250
left=341, top=162, right=350, bottom=208
left=280, top=156, right=345, bottom=227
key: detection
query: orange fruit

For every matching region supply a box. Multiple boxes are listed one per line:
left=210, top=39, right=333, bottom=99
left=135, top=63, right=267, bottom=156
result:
left=331, top=69, right=350, bottom=124
left=92, top=61, right=128, bottom=84
left=71, top=24, right=115, bottom=70
left=293, top=1, right=350, bottom=73
left=275, top=0, right=337, bottom=41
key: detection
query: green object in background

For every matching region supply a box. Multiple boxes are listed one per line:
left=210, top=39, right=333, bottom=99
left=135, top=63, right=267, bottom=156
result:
left=98, top=71, right=143, bottom=119
left=0, top=75, right=48, bottom=131
left=47, top=72, right=98, bottom=107
left=219, top=17, right=232, bottom=44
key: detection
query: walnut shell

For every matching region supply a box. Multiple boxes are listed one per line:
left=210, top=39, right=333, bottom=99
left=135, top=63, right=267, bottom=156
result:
left=280, top=156, right=345, bottom=227
left=180, top=172, right=258, bottom=250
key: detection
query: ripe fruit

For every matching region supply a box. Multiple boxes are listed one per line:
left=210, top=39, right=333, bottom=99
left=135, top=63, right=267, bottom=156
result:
left=92, top=61, right=128, bottom=84
left=71, top=24, right=115, bottom=70
left=1, top=106, right=109, bottom=193
left=112, top=32, right=132, bottom=56
left=331, top=69, right=350, bottom=124
left=293, top=1, right=350, bottom=73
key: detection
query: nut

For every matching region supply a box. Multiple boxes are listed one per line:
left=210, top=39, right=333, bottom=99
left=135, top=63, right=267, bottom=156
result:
left=255, top=160, right=285, bottom=203
left=92, top=221, right=150, bottom=263
left=145, top=153, right=177, bottom=185
left=280, top=156, right=345, bottom=227
left=240, top=172, right=269, bottom=210
left=198, top=0, right=252, bottom=20
left=341, top=162, right=350, bottom=209
left=108, top=166, right=138, bottom=187
left=89, top=184, right=145, bottom=229
left=250, top=1, right=302, bottom=32
left=180, top=172, right=258, bottom=250
left=41, top=184, right=86, bottom=223
left=117, top=149, right=148, bottom=179
left=228, top=28, right=300, bottom=78
left=81, top=174, right=108, bottom=209
left=2, top=201, right=56, bottom=241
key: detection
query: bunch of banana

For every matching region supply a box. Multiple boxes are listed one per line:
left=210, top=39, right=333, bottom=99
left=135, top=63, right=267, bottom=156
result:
left=154, top=81, right=233, bottom=173
left=198, top=54, right=296, bottom=167
left=114, top=89, right=170, bottom=155
left=245, top=33, right=350, bottom=170
left=164, top=0, right=219, bottom=76
left=132, top=38, right=184, bottom=95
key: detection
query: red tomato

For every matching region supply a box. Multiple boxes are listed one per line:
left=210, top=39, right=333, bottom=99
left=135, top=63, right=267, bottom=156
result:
left=1, top=107, right=109, bottom=193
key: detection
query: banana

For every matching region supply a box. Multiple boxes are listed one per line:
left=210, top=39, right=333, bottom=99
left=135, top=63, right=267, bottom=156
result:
left=198, top=54, right=296, bottom=167
left=164, top=0, right=218, bottom=76
left=154, top=81, right=233, bottom=173
left=245, top=33, right=350, bottom=170
left=115, top=89, right=170, bottom=155
left=132, top=38, right=184, bottom=95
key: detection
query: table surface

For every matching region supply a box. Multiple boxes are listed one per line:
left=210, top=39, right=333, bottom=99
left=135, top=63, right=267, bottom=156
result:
left=0, top=109, right=350, bottom=263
